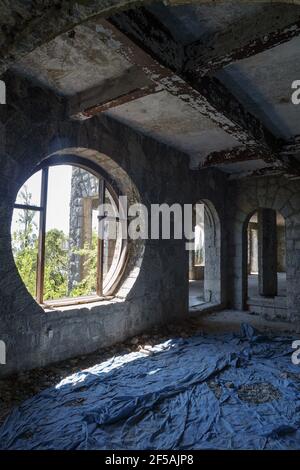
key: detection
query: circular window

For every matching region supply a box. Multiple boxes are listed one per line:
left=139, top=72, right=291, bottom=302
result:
left=11, top=161, right=127, bottom=306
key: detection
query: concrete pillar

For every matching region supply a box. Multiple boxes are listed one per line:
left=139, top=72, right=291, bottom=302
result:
left=204, top=205, right=221, bottom=304
left=258, top=208, right=277, bottom=297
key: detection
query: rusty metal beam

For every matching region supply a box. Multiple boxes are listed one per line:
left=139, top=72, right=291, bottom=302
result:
left=68, top=64, right=156, bottom=119
left=1, top=1, right=300, bottom=78
left=201, top=147, right=267, bottom=168
left=100, top=18, right=272, bottom=158
left=111, top=6, right=300, bottom=77
left=184, top=20, right=300, bottom=76
left=192, top=75, right=283, bottom=154
left=101, top=14, right=300, bottom=179
left=201, top=145, right=300, bottom=180
left=189, top=79, right=300, bottom=176
left=110, top=7, right=184, bottom=72
left=109, top=6, right=300, bottom=173
left=70, top=84, right=159, bottom=120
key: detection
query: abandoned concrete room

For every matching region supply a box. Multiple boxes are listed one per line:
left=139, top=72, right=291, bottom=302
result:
left=1, top=0, right=300, bottom=454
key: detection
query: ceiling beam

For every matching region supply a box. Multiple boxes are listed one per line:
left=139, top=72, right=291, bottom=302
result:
left=1, top=1, right=300, bottom=77
left=68, top=66, right=157, bottom=120
left=199, top=138, right=300, bottom=177
left=192, top=75, right=283, bottom=154
left=200, top=147, right=269, bottom=168
left=108, top=13, right=300, bottom=176
left=110, top=7, right=184, bottom=72
left=70, top=85, right=159, bottom=120
left=111, top=6, right=300, bottom=77
left=101, top=18, right=274, bottom=160
left=184, top=18, right=300, bottom=76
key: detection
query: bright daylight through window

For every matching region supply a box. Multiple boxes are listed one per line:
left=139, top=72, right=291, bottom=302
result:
left=11, top=163, right=125, bottom=306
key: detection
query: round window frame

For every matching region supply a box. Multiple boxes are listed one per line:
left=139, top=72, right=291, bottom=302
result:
left=13, top=154, right=128, bottom=307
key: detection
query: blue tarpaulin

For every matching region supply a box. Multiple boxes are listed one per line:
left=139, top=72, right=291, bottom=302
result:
left=1, top=324, right=300, bottom=450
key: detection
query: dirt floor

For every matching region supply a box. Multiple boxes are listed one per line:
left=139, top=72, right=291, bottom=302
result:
left=0, top=309, right=298, bottom=426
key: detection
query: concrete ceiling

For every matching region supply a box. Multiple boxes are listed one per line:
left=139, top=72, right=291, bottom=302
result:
left=6, top=1, right=300, bottom=178
left=146, top=2, right=297, bottom=44
left=217, top=36, right=300, bottom=140
left=10, top=15, right=242, bottom=169
left=11, top=21, right=135, bottom=97
left=106, top=90, right=240, bottom=167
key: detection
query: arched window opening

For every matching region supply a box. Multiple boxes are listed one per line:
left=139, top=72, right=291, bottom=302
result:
left=11, top=163, right=126, bottom=307
left=189, top=204, right=205, bottom=308
left=189, top=200, right=221, bottom=311
left=246, top=209, right=287, bottom=313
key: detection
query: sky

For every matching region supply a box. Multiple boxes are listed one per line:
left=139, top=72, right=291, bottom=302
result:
left=13, top=165, right=72, bottom=235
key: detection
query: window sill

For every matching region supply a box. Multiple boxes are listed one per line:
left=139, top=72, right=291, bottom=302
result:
left=42, top=295, right=115, bottom=311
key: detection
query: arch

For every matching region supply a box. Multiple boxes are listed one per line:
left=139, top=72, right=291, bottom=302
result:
left=242, top=208, right=287, bottom=316
left=229, top=176, right=300, bottom=320
left=189, top=198, right=222, bottom=310
left=1, top=0, right=300, bottom=76
left=201, top=199, right=222, bottom=304
left=8, top=147, right=145, bottom=311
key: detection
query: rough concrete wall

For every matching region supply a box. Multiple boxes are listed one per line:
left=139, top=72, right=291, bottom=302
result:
left=227, top=176, right=300, bottom=322
left=277, top=225, right=286, bottom=272
left=189, top=169, right=228, bottom=308
left=0, top=74, right=229, bottom=377
left=0, top=74, right=201, bottom=377
left=248, top=221, right=286, bottom=274
left=203, top=202, right=222, bottom=304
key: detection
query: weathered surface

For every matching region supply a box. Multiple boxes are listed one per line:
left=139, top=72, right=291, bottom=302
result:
left=258, top=209, right=278, bottom=297
left=2, top=0, right=300, bottom=75
left=227, top=175, right=300, bottom=322
left=1, top=1, right=300, bottom=381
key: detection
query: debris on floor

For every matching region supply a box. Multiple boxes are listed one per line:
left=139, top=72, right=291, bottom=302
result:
left=0, top=318, right=203, bottom=426
left=1, top=324, right=300, bottom=450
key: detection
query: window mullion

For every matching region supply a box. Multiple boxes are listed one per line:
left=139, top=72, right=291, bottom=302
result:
left=97, top=178, right=106, bottom=297
left=36, top=167, right=49, bottom=304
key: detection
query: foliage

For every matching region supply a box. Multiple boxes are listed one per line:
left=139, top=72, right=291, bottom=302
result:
left=69, top=232, right=98, bottom=298
left=14, top=241, right=39, bottom=298
left=12, top=186, right=39, bottom=297
left=43, top=229, right=68, bottom=301
left=12, top=185, right=98, bottom=300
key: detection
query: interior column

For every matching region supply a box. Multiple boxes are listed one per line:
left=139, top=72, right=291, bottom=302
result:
left=258, top=208, right=277, bottom=297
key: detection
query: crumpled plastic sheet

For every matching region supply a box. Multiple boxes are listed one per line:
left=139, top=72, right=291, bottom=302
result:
left=1, top=323, right=300, bottom=450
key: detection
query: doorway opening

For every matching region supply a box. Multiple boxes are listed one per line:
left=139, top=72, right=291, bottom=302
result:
left=189, top=200, right=221, bottom=312
left=246, top=209, right=287, bottom=316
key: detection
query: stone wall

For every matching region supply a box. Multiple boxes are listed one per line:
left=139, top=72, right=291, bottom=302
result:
left=0, top=74, right=228, bottom=377
left=248, top=220, right=286, bottom=274
left=3, top=73, right=300, bottom=378
left=227, top=176, right=300, bottom=322
left=277, top=225, right=286, bottom=273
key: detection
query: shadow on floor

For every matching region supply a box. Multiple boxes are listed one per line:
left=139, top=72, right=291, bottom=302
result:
left=1, top=324, right=300, bottom=450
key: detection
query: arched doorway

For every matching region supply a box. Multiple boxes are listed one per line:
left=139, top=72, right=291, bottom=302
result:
left=189, top=199, right=222, bottom=311
left=245, top=208, right=287, bottom=316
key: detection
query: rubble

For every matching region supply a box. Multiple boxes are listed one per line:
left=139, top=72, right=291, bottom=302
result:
left=0, top=317, right=202, bottom=426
